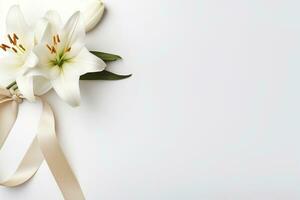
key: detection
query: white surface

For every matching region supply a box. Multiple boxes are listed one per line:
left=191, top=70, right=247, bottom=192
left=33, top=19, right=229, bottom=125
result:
left=0, top=0, right=299, bottom=199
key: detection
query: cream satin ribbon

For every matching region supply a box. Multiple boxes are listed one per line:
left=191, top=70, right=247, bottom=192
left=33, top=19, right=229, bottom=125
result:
left=0, top=88, right=85, bottom=200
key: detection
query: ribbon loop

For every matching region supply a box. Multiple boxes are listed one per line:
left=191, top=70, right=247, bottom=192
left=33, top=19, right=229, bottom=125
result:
left=0, top=88, right=85, bottom=200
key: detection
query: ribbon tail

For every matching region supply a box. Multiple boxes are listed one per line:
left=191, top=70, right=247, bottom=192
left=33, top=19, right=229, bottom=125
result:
left=0, top=101, right=18, bottom=150
left=1, top=137, right=44, bottom=186
left=0, top=100, right=44, bottom=187
left=37, top=99, right=85, bottom=200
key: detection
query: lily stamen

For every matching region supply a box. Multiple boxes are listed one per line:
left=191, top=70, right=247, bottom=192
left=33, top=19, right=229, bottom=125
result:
left=56, top=35, right=60, bottom=43
left=12, top=47, right=18, bottom=53
left=0, top=45, right=8, bottom=51
left=46, top=44, right=52, bottom=51
left=46, top=34, right=65, bottom=54
left=0, top=44, right=11, bottom=51
left=19, top=44, right=26, bottom=51
left=2, top=44, right=10, bottom=49
left=51, top=46, right=57, bottom=54
left=5, top=33, right=26, bottom=54
left=53, top=36, right=57, bottom=45
left=8, top=34, right=15, bottom=45
left=13, top=33, right=19, bottom=41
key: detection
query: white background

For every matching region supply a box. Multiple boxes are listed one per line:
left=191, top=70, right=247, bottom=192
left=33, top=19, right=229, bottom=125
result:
left=0, top=0, right=299, bottom=199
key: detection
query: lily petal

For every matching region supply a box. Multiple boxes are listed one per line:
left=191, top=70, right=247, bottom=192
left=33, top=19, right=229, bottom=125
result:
left=44, top=10, right=63, bottom=30
left=33, top=76, right=52, bottom=95
left=0, top=54, right=23, bottom=87
left=37, top=10, right=62, bottom=46
left=68, top=47, right=106, bottom=75
left=22, top=52, right=39, bottom=69
left=16, top=75, right=35, bottom=101
left=16, top=52, right=38, bottom=101
left=6, top=5, right=33, bottom=50
left=6, top=5, right=30, bottom=34
left=61, top=11, right=85, bottom=57
left=34, top=18, right=49, bottom=44
left=47, top=48, right=105, bottom=106
left=30, top=44, right=60, bottom=79
left=51, top=72, right=81, bottom=107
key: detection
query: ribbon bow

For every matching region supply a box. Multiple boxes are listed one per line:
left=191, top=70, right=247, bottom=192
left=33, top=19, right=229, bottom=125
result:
left=0, top=88, right=85, bottom=200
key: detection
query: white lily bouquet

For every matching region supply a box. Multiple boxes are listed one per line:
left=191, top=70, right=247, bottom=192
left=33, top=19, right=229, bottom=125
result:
left=0, top=1, right=130, bottom=200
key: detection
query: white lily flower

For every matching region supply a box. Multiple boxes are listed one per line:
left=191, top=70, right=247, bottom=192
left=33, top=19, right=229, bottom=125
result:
left=83, top=0, right=105, bottom=32
left=30, top=11, right=106, bottom=106
left=0, top=5, right=39, bottom=101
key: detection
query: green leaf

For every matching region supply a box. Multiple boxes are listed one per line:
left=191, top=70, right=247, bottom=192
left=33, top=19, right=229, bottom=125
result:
left=80, top=70, right=132, bottom=80
left=90, top=51, right=122, bottom=62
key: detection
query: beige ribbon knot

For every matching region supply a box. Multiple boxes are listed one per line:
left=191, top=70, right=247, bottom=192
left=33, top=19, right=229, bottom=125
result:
left=0, top=88, right=85, bottom=200
left=8, top=88, right=23, bottom=104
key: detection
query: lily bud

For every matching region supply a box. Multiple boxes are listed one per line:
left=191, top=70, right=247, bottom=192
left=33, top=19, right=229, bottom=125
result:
left=83, top=0, right=105, bottom=32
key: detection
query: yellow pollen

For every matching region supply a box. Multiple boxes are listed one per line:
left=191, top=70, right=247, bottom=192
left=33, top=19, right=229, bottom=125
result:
left=56, top=35, right=60, bottom=43
left=66, top=47, right=71, bottom=52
